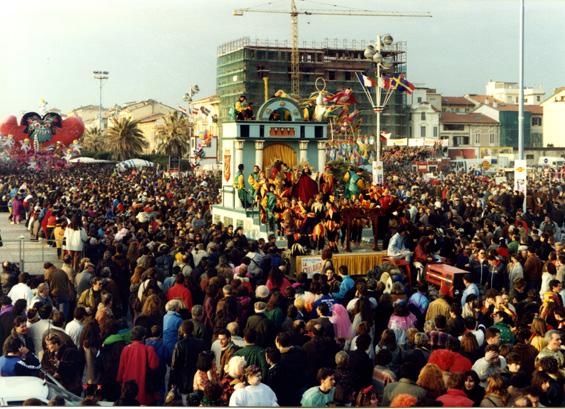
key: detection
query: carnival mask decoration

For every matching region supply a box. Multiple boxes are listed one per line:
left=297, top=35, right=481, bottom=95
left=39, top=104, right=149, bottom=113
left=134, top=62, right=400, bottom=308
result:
left=0, top=112, right=84, bottom=152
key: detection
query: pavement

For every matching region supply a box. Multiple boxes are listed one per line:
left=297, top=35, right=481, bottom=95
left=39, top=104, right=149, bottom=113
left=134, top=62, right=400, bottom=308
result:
left=0, top=213, right=60, bottom=275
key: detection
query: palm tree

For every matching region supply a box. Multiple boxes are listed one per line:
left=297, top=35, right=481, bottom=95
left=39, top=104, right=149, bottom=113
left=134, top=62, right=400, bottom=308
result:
left=106, top=117, right=148, bottom=160
left=81, top=126, right=106, bottom=153
left=154, top=111, right=191, bottom=158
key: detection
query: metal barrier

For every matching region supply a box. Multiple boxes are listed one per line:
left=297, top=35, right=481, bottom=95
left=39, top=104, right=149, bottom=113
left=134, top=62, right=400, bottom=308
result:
left=0, top=237, right=53, bottom=274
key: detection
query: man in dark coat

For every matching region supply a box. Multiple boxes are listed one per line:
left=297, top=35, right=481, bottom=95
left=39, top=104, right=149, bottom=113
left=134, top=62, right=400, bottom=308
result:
left=2, top=315, right=35, bottom=355
left=275, top=331, right=307, bottom=406
left=44, top=332, right=85, bottom=396
left=347, top=334, right=373, bottom=389
left=302, top=323, right=340, bottom=386
left=524, top=247, right=543, bottom=290
left=244, top=302, right=274, bottom=348
left=170, top=320, right=206, bottom=403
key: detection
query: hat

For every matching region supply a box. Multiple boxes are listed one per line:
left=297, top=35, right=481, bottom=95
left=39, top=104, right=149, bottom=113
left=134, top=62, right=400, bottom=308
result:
left=434, top=201, right=442, bottom=209
left=254, top=301, right=267, bottom=314
left=255, top=285, right=270, bottom=300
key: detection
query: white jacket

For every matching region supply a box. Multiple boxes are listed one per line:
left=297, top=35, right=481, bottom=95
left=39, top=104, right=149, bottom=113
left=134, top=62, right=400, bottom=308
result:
left=63, top=227, right=88, bottom=252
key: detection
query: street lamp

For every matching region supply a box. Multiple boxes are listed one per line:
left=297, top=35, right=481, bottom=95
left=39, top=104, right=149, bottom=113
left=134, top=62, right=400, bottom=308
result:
left=364, top=34, right=395, bottom=184
left=93, top=71, right=109, bottom=130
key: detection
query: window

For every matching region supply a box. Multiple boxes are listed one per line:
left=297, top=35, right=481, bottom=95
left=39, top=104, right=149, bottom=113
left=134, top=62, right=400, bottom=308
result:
left=433, top=127, right=438, bottom=137
left=474, top=133, right=480, bottom=144
left=328, top=71, right=335, bottom=80
left=444, top=124, right=464, bottom=131
left=526, top=154, right=535, bottom=160
left=490, top=133, right=495, bottom=144
left=345, top=71, right=351, bottom=81
left=421, top=112, right=426, bottom=121
left=420, top=126, right=426, bottom=137
left=532, top=117, right=542, bottom=126
left=417, top=97, right=423, bottom=103
left=537, top=96, right=541, bottom=102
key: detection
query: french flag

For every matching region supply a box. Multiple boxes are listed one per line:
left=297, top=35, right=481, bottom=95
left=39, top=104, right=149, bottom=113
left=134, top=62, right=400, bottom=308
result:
left=361, top=72, right=376, bottom=88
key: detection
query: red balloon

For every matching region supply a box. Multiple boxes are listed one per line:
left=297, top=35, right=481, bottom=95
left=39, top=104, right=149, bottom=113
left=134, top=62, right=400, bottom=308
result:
left=0, top=115, right=27, bottom=141
left=49, top=116, right=85, bottom=146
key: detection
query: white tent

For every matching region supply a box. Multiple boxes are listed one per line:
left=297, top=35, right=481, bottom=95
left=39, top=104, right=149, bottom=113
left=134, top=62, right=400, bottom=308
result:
left=69, top=157, right=114, bottom=164
left=116, top=158, right=155, bottom=171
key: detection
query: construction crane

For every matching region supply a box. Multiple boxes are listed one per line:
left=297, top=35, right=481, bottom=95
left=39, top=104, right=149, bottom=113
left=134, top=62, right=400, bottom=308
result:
left=234, top=1, right=431, bottom=98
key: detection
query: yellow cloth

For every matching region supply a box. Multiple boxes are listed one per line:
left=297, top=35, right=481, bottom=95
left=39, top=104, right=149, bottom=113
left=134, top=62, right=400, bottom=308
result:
left=296, top=251, right=386, bottom=276
left=54, top=227, right=65, bottom=248
left=530, top=335, right=547, bottom=352
left=263, top=143, right=296, bottom=170
left=236, top=174, right=245, bottom=189
left=425, top=298, right=452, bottom=322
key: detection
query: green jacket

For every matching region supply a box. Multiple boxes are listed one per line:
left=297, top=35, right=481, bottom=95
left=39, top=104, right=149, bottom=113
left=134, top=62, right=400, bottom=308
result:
left=233, top=344, right=268, bottom=377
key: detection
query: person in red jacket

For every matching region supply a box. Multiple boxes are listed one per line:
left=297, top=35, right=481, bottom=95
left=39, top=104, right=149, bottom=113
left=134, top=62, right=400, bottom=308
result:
left=436, top=372, right=474, bottom=407
left=166, top=273, right=193, bottom=310
left=117, top=326, right=160, bottom=405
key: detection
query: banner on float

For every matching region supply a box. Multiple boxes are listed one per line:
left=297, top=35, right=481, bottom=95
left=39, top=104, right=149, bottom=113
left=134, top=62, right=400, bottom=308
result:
left=514, top=159, right=527, bottom=195
left=300, top=256, right=323, bottom=278
left=372, top=160, right=384, bottom=185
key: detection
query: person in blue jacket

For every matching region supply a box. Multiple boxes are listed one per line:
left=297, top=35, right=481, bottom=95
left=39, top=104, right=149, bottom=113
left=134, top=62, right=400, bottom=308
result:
left=0, top=336, right=41, bottom=376
left=331, top=265, right=355, bottom=304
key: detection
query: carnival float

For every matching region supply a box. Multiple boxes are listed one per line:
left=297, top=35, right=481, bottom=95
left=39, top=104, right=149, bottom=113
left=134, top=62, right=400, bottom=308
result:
left=0, top=110, right=85, bottom=169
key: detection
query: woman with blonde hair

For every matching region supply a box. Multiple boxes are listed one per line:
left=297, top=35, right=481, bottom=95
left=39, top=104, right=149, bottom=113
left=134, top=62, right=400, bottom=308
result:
left=480, top=374, right=508, bottom=407
left=416, top=363, right=446, bottom=402
left=529, top=317, right=547, bottom=351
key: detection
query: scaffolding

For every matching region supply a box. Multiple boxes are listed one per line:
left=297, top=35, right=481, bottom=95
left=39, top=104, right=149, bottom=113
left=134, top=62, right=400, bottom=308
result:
left=216, top=37, right=410, bottom=139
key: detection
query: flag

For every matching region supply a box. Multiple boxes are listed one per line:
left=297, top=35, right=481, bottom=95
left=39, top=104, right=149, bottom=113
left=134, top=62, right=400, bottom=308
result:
left=355, top=71, right=375, bottom=91
left=200, top=106, right=211, bottom=116
left=190, top=106, right=200, bottom=115
left=178, top=106, right=187, bottom=114
left=380, top=131, right=392, bottom=139
left=360, top=72, right=376, bottom=88
left=382, top=76, right=393, bottom=90
left=390, top=74, right=415, bottom=94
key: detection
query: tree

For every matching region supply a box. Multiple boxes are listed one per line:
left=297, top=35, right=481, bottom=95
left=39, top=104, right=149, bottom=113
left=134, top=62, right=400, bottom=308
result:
left=81, top=126, right=106, bottom=153
left=154, top=111, right=191, bottom=158
left=106, top=117, right=148, bottom=161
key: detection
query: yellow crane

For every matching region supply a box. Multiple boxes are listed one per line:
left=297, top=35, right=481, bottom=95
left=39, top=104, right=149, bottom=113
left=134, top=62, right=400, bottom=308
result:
left=234, top=1, right=431, bottom=98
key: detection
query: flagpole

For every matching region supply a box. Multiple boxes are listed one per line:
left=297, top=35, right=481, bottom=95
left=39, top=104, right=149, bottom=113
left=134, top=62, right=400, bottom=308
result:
left=375, top=35, right=382, bottom=164
left=518, top=0, right=527, bottom=212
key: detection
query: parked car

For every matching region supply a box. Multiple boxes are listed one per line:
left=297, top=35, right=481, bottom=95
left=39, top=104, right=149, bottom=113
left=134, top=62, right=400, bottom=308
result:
left=0, top=372, right=112, bottom=406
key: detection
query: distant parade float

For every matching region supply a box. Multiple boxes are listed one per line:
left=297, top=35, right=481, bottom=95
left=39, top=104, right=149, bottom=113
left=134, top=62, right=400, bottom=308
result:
left=0, top=111, right=85, bottom=169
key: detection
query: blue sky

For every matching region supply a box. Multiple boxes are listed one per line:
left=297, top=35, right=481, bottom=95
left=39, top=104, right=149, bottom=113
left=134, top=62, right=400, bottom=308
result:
left=0, top=0, right=563, bottom=118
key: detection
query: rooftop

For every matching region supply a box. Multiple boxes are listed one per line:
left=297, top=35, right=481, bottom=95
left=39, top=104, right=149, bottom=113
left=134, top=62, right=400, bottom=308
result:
left=441, top=112, right=498, bottom=125
left=217, top=36, right=404, bottom=56
left=496, top=104, right=543, bottom=114
left=441, top=96, right=475, bottom=106
left=466, top=94, right=502, bottom=105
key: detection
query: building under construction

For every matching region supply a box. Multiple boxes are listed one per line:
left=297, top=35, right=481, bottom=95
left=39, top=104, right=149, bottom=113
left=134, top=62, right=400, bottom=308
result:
left=216, top=37, right=411, bottom=139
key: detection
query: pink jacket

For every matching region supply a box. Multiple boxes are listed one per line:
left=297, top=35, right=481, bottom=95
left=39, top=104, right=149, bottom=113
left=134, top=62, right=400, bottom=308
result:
left=437, top=389, right=474, bottom=407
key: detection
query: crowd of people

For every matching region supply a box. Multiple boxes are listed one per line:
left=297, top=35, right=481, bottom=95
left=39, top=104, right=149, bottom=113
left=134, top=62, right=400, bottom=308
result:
left=382, top=145, right=445, bottom=168
left=0, top=156, right=563, bottom=407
